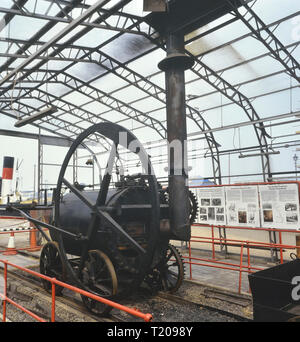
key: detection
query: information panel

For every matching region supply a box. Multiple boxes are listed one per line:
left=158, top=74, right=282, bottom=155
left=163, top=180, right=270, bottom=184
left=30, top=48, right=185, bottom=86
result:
left=225, top=185, right=260, bottom=227
left=259, top=183, right=300, bottom=230
left=194, top=187, right=226, bottom=225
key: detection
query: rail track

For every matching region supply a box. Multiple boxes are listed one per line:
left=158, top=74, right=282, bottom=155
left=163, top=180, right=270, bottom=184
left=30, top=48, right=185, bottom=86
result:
left=156, top=291, right=252, bottom=322
left=0, top=251, right=253, bottom=322
left=0, top=265, right=126, bottom=322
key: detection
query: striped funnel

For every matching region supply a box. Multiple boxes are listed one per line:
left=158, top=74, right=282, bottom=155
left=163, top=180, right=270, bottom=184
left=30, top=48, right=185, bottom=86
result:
left=1, top=156, right=14, bottom=204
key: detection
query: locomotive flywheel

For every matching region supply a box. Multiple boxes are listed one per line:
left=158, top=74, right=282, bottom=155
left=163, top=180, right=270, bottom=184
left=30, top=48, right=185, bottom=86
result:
left=50, top=122, right=160, bottom=313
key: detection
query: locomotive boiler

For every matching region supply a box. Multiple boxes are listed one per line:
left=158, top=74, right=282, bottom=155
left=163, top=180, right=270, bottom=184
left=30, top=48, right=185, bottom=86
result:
left=16, top=122, right=198, bottom=315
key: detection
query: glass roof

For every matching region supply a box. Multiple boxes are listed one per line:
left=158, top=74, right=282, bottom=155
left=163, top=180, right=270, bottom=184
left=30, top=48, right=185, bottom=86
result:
left=0, top=0, right=299, bottom=184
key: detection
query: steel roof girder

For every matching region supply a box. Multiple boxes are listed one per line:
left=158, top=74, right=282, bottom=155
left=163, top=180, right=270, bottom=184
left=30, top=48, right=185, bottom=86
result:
left=182, top=56, right=271, bottom=180
left=86, top=48, right=222, bottom=151
left=228, top=0, right=300, bottom=83
left=0, top=0, right=115, bottom=92
left=0, top=6, right=149, bottom=36
left=56, top=71, right=167, bottom=138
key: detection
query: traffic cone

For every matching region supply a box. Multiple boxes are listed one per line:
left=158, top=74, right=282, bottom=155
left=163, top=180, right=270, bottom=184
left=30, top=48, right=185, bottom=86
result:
left=3, top=232, right=17, bottom=255
left=27, top=230, right=41, bottom=252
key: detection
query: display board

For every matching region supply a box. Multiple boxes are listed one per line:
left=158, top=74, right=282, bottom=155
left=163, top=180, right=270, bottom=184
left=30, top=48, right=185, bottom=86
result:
left=225, top=185, right=260, bottom=227
left=192, top=182, right=300, bottom=230
left=194, top=186, right=226, bottom=225
left=258, top=183, right=300, bottom=230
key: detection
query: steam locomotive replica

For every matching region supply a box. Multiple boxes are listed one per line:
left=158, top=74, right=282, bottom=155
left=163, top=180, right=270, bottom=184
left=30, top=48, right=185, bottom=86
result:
left=13, top=122, right=198, bottom=315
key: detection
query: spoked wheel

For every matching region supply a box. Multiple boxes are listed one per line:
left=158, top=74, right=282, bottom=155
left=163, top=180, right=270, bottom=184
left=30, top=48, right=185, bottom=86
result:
left=80, top=250, right=118, bottom=315
left=39, top=241, right=66, bottom=295
left=145, top=244, right=185, bottom=294
left=161, top=245, right=185, bottom=293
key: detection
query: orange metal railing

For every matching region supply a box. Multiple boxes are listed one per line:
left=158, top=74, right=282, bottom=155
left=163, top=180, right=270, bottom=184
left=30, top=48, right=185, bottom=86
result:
left=0, top=258, right=153, bottom=322
left=0, top=228, right=47, bottom=254
left=184, top=224, right=300, bottom=293
left=193, top=222, right=300, bottom=262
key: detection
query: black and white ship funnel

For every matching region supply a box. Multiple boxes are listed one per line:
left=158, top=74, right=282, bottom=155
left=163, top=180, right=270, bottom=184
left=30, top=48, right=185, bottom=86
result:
left=1, top=156, right=14, bottom=204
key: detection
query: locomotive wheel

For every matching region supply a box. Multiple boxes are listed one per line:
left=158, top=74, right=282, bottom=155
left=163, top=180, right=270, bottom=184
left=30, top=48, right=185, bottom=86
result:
left=145, top=244, right=185, bottom=294
left=80, top=250, right=118, bottom=316
left=39, top=241, right=66, bottom=295
left=160, top=245, right=185, bottom=293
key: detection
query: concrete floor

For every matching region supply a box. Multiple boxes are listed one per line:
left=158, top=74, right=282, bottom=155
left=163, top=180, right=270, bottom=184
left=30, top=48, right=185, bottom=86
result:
left=179, top=248, right=268, bottom=294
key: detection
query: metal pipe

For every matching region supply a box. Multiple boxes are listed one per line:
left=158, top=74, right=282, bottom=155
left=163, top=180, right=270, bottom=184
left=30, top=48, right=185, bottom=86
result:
left=158, top=31, right=194, bottom=241
left=14, top=106, right=58, bottom=128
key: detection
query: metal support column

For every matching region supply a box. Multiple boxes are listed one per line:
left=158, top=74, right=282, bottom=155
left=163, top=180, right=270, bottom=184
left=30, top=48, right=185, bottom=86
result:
left=218, top=227, right=228, bottom=256
left=37, top=129, right=43, bottom=204
left=269, top=230, right=279, bottom=263
left=158, top=31, right=194, bottom=241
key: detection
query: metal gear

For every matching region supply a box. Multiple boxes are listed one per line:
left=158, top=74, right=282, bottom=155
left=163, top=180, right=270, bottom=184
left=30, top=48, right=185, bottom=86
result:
left=162, top=187, right=199, bottom=224
left=188, top=190, right=199, bottom=224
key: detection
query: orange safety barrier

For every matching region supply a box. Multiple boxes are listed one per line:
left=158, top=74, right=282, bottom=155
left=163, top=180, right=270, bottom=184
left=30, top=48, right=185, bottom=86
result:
left=0, top=258, right=153, bottom=322
left=185, top=224, right=300, bottom=294
left=0, top=228, right=48, bottom=255
left=185, top=241, right=265, bottom=294
left=193, top=223, right=300, bottom=263
left=27, top=231, right=41, bottom=252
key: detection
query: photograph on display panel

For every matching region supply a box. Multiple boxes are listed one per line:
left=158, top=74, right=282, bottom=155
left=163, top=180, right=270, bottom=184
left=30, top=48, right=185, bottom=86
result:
left=224, top=185, right=260, bottom=228
left=194, top=187, right=226, bottom=225
left=258, top=183, right=300, bottom=230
